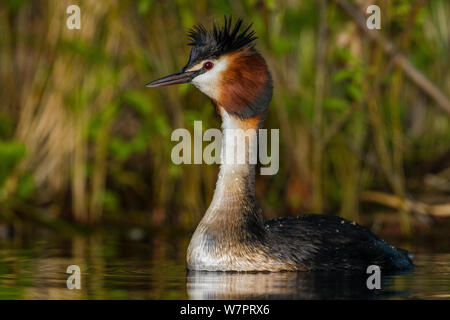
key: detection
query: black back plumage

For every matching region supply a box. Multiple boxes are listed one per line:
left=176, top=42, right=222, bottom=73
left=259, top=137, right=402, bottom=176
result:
left=264, top=214, right=414, bottom=271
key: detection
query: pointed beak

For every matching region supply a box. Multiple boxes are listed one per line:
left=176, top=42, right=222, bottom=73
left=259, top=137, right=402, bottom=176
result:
left=146, top=70, right=198, bottom=88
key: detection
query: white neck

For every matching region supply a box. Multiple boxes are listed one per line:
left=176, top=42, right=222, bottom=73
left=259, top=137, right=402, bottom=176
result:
left=186, top=108, right=266, bottom=271
left=205, top=108, right=259, bottom=219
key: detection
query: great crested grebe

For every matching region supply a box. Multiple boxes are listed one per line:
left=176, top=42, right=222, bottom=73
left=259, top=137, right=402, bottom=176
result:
left=146, top=17, right=414, bottom=272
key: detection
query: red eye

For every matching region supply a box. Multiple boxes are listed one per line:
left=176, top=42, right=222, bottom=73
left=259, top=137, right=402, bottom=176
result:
left=203, top=61, right=214, bottom=70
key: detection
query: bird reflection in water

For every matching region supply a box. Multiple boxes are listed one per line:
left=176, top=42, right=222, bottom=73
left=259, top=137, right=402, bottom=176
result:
left=186, top=270, right=412, bottom=299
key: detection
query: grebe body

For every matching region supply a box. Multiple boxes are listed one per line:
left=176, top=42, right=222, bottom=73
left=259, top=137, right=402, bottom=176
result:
left=147, top=17, right=414, bottom=272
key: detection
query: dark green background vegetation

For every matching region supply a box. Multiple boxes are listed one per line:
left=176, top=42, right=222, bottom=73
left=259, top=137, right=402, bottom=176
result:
left=0, top=0, right=449, bottom=236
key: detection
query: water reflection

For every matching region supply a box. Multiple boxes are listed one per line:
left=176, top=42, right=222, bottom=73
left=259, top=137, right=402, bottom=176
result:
left=0, top=228, right=449, bottom=299
left=187, top=270, right=411, bottom=299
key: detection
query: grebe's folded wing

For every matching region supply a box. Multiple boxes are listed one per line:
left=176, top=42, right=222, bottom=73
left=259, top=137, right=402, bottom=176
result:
left=264, top=214, right=414, bottom=271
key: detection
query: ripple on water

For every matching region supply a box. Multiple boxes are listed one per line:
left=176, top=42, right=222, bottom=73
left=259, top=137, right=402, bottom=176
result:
left=0, top=234, right=449, bottom=299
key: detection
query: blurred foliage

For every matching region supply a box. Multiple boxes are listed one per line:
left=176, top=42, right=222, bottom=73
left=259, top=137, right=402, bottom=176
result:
left=0, top=0, right=449, bottom=235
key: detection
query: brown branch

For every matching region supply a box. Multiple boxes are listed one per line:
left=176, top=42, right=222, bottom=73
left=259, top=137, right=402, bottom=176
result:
left=335, top=0, right=450, bottom=114
left=361, top=191, right=450, bottom=217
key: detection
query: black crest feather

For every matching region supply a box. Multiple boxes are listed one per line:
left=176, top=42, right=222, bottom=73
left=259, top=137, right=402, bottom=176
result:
left=184, top=16, right=257, bottom=68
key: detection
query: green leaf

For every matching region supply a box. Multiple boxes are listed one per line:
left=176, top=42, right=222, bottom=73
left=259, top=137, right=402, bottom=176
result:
left=17, top=173, right=35, bottom=199
left=0, top=141, right=26, bottom=187
left=124, top=90, right=153, bottom=115
left=137, top=0, right=153, bottom=15
left=324, top=97, right=349, bottom=111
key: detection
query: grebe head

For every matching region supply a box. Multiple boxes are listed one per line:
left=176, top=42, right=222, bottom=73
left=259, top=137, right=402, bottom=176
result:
left=146, top=16, right=273, bottom=120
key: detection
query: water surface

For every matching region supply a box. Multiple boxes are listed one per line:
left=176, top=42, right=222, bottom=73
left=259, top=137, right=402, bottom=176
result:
left=0, top=228, right=449, bottom=299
